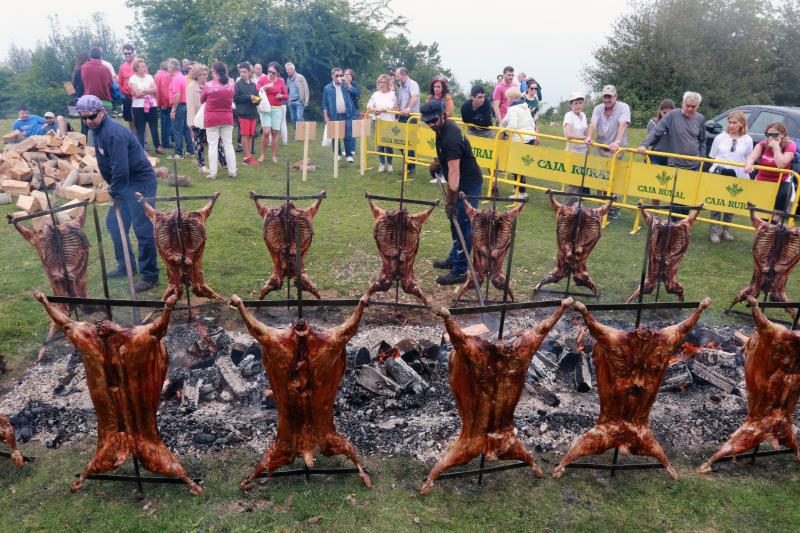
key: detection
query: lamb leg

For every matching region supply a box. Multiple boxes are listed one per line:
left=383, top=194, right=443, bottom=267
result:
left=71, top=433, right=130, bottom=493
left=421, top=439, right=481, bottom=495
left=552, top=427, right=612, bottom=478
left=322, top=432, right=371, bottom=487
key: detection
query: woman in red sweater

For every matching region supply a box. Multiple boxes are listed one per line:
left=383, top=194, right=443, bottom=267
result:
left=200, top=62, right=237, bottom=179
left=745, top=122, right=797, bottom=214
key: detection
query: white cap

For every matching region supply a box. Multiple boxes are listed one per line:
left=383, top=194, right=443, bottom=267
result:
left=44, top=111, right=55, bottom=118
left=601, top=85, right=617, bottom=96
left=568, top=91, right=586, bottom=102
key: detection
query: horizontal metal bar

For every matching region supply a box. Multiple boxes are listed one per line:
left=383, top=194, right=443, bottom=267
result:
left=639, top=203, right=704, bottom=210
left=713, top=448, right=795, bottom=463
left=7, top=200, right=89, bottom=224
left=46, top=295, right=167, bottom=308
left=547, top=191, right=616, bottom=201
left=437, top=461, right=529, bottom=480
left=463, top=195, right=528, bottom=204
left=251, top=194, right=326, bottom=201
left=746, top=301, right=800, bottom=309
left=365, top=193, right=440, bottom=206
left=368, top=300, right=430, bottom=310
left=0, top=451, right=34, bottom=463
left=748, top=205, right=800, bottom=220
left=255, top=467, right=361, bottom=479
left=173, top=301, right=227, bottom=311
left=449, top=299, right=562, bottom=315
left=83, top=473, right=202, bottom=484
left=584, top=301, right=702, bottom=311
left=137, top=195, right=218, bottom=203
left=564, top=462, right=664, bottom=471
left=534, top=288, right=600, bottom=299
left=241, top=298, right=360, bottom=308
left=728, top=309, right=794, bottom=327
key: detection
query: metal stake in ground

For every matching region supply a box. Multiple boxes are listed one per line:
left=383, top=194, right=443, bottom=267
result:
left=295, top=218, right=303, bottom=319
left=653, top=169, right=681, bottom=304
left=497, top=217, right=519, bottom=340
left=172, top=157, right=193, bottom=322
left=92, top=204, right=113, bottom=319
left=114, top=205, right=141, bottom=325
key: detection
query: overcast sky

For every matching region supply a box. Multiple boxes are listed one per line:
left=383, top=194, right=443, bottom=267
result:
left=0, top=0, right=631, bottom=106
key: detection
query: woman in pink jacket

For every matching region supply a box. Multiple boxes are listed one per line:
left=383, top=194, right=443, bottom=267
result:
left=256, top=61, right=289, bottom=163
left=201, top=62, right=237, bottom=179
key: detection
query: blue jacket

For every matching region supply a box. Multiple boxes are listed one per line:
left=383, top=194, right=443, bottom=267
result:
left=322, top=82, right=357, bottom=119
left=92, top=115, right=156, bottom=197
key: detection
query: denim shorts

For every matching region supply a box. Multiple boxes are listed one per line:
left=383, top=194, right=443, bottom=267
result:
left=259, top=108, right=283, bottom=131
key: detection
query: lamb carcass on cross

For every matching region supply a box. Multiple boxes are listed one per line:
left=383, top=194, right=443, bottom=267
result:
left=728, top=203, right=800, bottom=317
left=421, top=298, right=573, bottom=494
left=232, top=294, right=371, bottom=489
left=534, top=193, right=613, bottom=295
left=137, top=192, right=223, bottom=301
left=366, top=194, right=437, bottom=305
left=552, top=298, right=711, bottom=479
left=0, top=415, right=24, bottom=467
left=252, top=191, right=325, bottom=299
left=34, top=290, right=202, bottom=494
left=699, top=296, right=800, bottom=472
left=456, top=195, right=524, bottom=301
left=627, top=204, right=702, bottom=303
left=9, top=206, right=90, bottom=339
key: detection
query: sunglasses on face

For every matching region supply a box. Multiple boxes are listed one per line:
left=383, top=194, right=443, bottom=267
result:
left=425, top=118, right=439, bottom=126
left=765, top=132, right=781, bottom=138
left=80, top=111, right=101, bottom=121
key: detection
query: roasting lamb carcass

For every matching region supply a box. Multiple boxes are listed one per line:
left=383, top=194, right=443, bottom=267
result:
left=699, top=297, right=800, bottom=472
left=728, top=203, right=800, bottom=317
left=420, top=299, right=573, bottom=495
left=533, top=193, right=613, bottom=295
left=626, top=205, right=701, bottom=303
left=0, top=415, right=24, bottom=467
left=366, top=195, right=437, bottom=305
left=456, top=196, right=524, bottom=301
left=252, top=191, right=325, bottom=299
left=232, top=294, right=371, bottom=489
left=33, top=291, right=202, bottom=494
left=137, top=192, right=222, bottom=301
left=9, top=207, right=90, bottom=340
left=552, top=298, right=711, bottom=479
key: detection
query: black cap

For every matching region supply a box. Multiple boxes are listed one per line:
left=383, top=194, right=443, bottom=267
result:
left=420, top=101, right=443, bottom=123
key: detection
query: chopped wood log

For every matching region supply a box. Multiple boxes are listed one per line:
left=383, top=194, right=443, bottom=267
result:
left=688, top=360, right=737, bottom=393
left=16, top=195, right=42, bottom=213
left=8, top=165, right=33, bottom=181
left=2, top=130, right=25, bottom=144
left=60, top=184, right=95, bottom=201
left=525, top=381, right=560, bottom=407
left=61, top=169, right=79, bottom=188
left=0, top=192, right=11, bottom=205
left=30, top=190, right=51, bottom=209
left=12, top=137, right=37, bottom=153
left=215, top=354, right=254, bottom=399
left=1, top=179, right=31, bottom=195
left=733, top=331, right=749, bottom=344
left=147, top=156, right=159, bottom=167
left=60, top=136, right=77, bottom=155
left=660, top=361, right=694, bottom=392
left=62, top=199, right=84, bottom=217
left=81, top=155, right=98, bottom=172
left=574, top=352, right=592, bottom=392
left=47, top=132, right=62, bottom=147
left=67, top=132, right=86, bottom=144
left=443, top=323, right=489, bottom=343
left=167, top=174, right=191, bottom=187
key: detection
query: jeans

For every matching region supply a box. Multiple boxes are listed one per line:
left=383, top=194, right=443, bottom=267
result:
left=106, top=179, right=159, bottom=283
left=448, top=179, right=483, bottom=273
left=328, top=113, right=354, bottom=157
left=206, top=125, right=237, bottom=177
left=289, top=100, right=305, bottom=123
left=159, top=107, right=173, bottom=147
left=398, top=115, right=416, bottom=170
left=132, top=107, right=160, bottom=150
left=378, top=145, right=394, bottom=165
left=172, top=103, right=195, bottom=156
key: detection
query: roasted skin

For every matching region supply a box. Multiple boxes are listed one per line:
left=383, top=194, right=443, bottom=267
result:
left=9, top=207, right=90, bottom=340
left=253, top=191, right=325, bottom=299
left=232, top=294, right=371, bottom=489
left=456, top=196, right=524, bottom=301
left=137, top=192, right=222, bottom=301
left=534, top=193, right=613, bottom=295
left=552, top=298, right=711, bottom=480
left=0, top=415, right=24, bottom=467
left=699, top=297, right=800, bottom=472
left=366, top=194, right=437, bottom=305
left=33, top=290, right=202, bottom=494
left=627, top=205, right=701, bottom=303
left=421, top=299, right=573, bottom=495
left=728, top=203, right=800, bottom=317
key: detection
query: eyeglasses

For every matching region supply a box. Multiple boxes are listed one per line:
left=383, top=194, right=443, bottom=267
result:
left=730, top=138, right=737, bottom=152
left=765, top=132, right=781, bottom=138
left=80, top=111, right=101, bottom=121
left=334, top=74, right=342, bottom=78
left=123, top=51, right=133, bottom=55
left=424, top=118, right=439, bottom=126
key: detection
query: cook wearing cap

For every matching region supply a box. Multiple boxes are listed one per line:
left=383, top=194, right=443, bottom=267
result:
left=44, top=111, right=55, bottom=118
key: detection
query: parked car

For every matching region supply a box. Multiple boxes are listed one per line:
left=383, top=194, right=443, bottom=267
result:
left=704, top=105, right=800, bottom=173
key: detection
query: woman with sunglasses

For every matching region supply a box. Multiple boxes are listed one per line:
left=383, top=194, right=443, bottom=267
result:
left=745, top=122, right=797, bottom=213
left=366, top=73, right=398, bottom=172
left=707, top=111, right=753, bottom=242
left=256, top=61, right=288, bottom=163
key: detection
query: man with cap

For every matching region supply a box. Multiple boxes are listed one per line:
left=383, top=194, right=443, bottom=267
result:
left=40, top=111, right=73, bottom=135
left=584, top=84, right=630, bottom=219
left=12, top=105, right=46, bottom=137
left=76, top=95, right=159, bottom=292
left=422, top=101, right=484, bottom=286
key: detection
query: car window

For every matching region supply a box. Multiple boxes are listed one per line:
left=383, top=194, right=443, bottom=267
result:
left=714, top=110, right=755, bottom=132
left=749, top=111, right=788, bottom=136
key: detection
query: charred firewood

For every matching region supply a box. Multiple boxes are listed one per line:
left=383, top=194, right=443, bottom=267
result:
left=574, top=352, right=593, bottom=392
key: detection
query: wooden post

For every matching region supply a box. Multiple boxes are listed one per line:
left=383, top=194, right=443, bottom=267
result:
left=294, top=121, right=317, bottom=182
left=351, top=118, right=371, bottom=177
left=303, top=123, right=310, bottom=182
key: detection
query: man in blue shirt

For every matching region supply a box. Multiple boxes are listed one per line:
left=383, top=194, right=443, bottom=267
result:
left=322, top=67, right=357, bottom=161
left=12, top=105, right=46, bottom=137
left=76, top=95, right=159, bottom=292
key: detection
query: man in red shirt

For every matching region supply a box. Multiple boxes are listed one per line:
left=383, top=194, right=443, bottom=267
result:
left=167, top=58, right=195, bottom=159
left=154, top=61, right=174, bottom=149
left=81, top=46, right=112, bottom=105
left=117, top=44, right=137, bottom=132
left=491, top=66, right=517, bottom=121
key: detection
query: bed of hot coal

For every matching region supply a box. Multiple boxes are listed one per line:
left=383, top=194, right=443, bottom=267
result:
left=1, top=306, right=793, bottom=463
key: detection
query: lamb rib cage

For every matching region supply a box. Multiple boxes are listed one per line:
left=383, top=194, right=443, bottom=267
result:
left=456, top=198, right=524, bottom=301
left=420, top=299, right=572, bottom=495
left=0, top=415, right=24, bottom=467
left=552, top=298, right=711, bottom=480
left=33, top=291, right=202, bottom=494
left=699, top=297, right=800, bottom=472
left=253, top=192, right=324, bottom=300
left=627, top=206, right=701, bottom=303
left=366, top=197, right=436, bottom=305
left=139, top=192, right=223, bottom=302
left=534, top=194, right=612, bottom=295
left=232, top=294, right=371, bottom=489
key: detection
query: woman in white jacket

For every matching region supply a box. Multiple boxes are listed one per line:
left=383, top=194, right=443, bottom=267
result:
left=501, top=86, right=536, bottom=197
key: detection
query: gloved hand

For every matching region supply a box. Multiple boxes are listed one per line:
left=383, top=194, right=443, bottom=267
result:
left=445, top=188, right=457, bottom=219
left=429, top=158, right=441, bottom=179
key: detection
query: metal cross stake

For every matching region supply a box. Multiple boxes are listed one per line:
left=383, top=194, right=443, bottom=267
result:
left=564, top=150, right=592, bottom=296
left=171, top=157, right=194, bottom=322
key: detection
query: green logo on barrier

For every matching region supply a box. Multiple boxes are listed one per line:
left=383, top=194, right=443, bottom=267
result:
left=521, top=154, right=534, bottom=167
left=427, top=139, right=435, bottom=150
left=391, top=126, right=401, bottom=136
left=655, top=171, right=672, bottom=186
left=726, top=183, right=744, bottom=197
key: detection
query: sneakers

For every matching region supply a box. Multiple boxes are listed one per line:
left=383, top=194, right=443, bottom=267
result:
left=134, top=279, right=157, bottom=292
left=378, top=164, right=385, bottom=173
left=243, top=156, right=259, bottom=166
left=710, top=233, right=721, bottom=244
left=432, top=258, right=453, bottom=270
left=607, top=206, right=621, bottom=220
left=108, top=266, right=135, bottom=279
left=429, top=175, right=446, bottom=184
left=436, top=270, right=467, bottom=286
left=387, top=164, right=393, bottom=172
left=167, top=154, right=184, bottom=160
left=722, top=229, right=735, bottom=241
left=199, top=165, right=209, bottom=173
left=508, top=192, right=529, bottom=200
left=337, top=155, right=342, bottom=161
left=346, top=156, right=354, bottom=163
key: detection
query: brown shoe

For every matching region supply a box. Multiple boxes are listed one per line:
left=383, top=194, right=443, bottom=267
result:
left=722, top=230, right=734, bottom=241
left=710, top=233, right=720, bottom=244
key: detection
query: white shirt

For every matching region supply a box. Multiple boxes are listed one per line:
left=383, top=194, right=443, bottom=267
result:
left=367, top=90, right=397, bottom=121
left=709, top=132, right=754, bottom=178
left=563, top=111, right=588, bottom=153
left=128, top=74, right=155, bottom=107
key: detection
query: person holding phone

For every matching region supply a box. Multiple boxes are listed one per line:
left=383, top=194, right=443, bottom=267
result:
left=745, top=122, right=797, bottom=213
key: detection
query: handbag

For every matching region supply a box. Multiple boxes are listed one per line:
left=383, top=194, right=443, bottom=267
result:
left=257, top=87, right=271, bottom=113
left=193, top=103, right=205, bottom=129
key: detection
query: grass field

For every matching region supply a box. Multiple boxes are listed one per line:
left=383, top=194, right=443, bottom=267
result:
left=1, top=118, right=800, bottom=531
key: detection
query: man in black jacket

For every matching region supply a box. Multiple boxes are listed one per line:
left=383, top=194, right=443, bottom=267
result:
left=76, top=95, right=159, bottom=292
